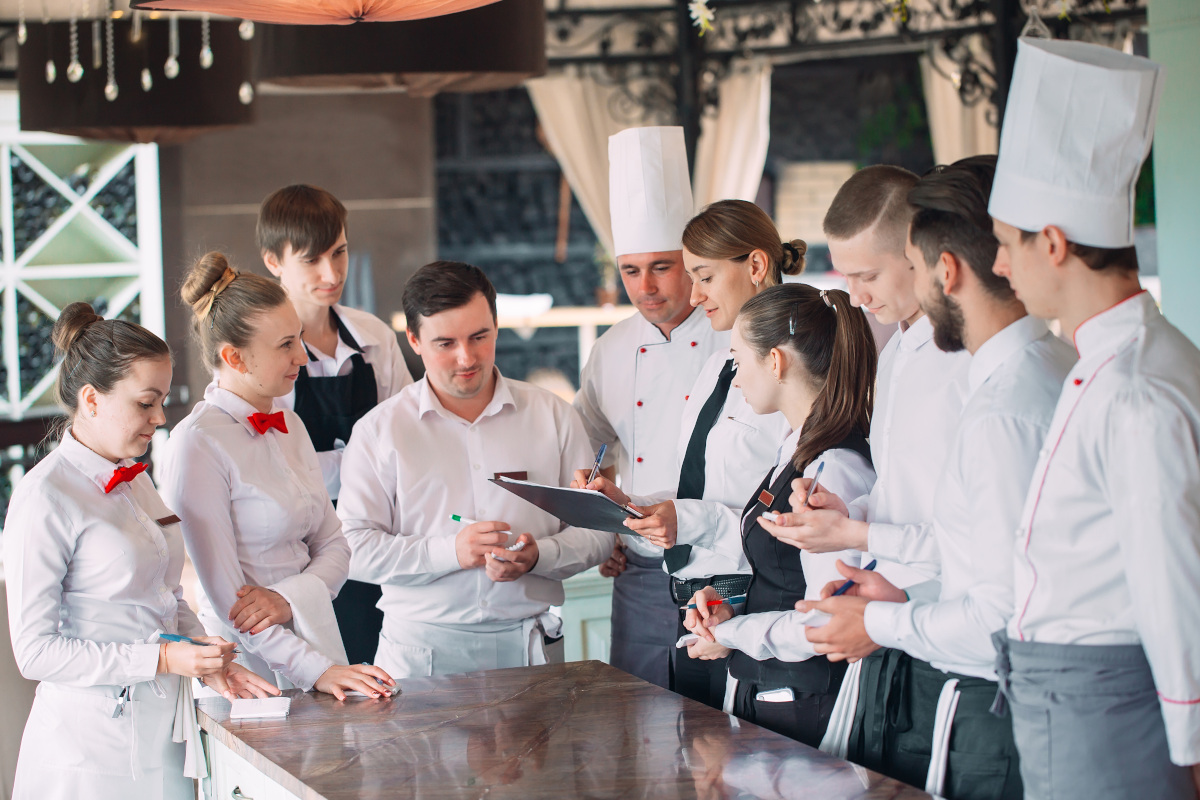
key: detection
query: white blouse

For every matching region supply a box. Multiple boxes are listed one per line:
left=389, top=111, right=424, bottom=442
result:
left=159, top=383, right=349, bottom=691
left=4, top=431, right=204, bottom=687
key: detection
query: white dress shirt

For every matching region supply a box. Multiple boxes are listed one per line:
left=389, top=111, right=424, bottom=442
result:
left=851, top=315, right=971, bottom=587
left=338, top=371, right=614, bottom=627
left=574, top=306, right=727, bottom=557
left=160, top=383, right=350, bottom=691
left=277, top=304, right=414, bottom=499
left=712, top=429, right=875, bottom=661
left=5, top=430, right=204, bottom=687
left=654, top=350, right=789, bottom=580
left=1009, top=291, right=1200, bottom=765
left=864, top=317, right=1075, bottom=678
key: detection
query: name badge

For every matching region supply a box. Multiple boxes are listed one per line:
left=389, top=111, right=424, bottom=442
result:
left=494, top=471, right=529, bottom=482
left=156, top=515, right=181, bottom=526
left=758, top=489, right=774, bottom=506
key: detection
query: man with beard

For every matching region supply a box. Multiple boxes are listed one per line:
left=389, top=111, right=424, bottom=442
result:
left=797, top=156, right=1074, bottom=799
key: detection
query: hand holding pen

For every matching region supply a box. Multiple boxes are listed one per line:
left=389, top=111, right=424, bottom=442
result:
left=683, top=587, right=737, bottom=643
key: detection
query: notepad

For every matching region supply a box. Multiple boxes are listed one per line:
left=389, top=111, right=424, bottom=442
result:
left=229, top=697, right=291, bottom=720
left=488, top=476, right=645, bottom=535
left=676, top=633, right=700, bottom=649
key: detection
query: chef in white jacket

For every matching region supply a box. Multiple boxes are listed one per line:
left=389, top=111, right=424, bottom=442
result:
left=573, top=127, right=726, bottom=689
left=160, top=253, right=393, bottom=700
left=4, top=303, right=274, bottom=800
left=987, top=39, right=1199, bottom=800
left=338, top=261, right=613, bottom=677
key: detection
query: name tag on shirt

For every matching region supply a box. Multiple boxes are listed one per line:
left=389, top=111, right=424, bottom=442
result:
left=494, top=471, right=529, bottom=482
left=156, top=515, right=181, bottom=527
left=758, top=489, right=774, bottom=506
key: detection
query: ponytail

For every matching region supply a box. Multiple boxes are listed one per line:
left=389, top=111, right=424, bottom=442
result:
left=737, top=284, right=877, bottom=472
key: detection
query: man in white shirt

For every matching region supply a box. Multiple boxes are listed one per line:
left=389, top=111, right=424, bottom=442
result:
left=337, top=261, right=614, bottom=678
left=760, top=165, right=970, bottom=777
left=800, top=156, right=1075, bottom=799
left=259, top=184, right=414, bottom=664
left=573, top=127, right=726, bottom=688
left=986, top=39, right=1198, bottom=799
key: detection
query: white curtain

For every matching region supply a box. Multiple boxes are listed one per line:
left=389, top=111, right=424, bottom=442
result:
left=919, top=36, right=999, bottom=165
left=526, top=58, right=773, bottom=254
left=692, top=58, right=773, bottom=208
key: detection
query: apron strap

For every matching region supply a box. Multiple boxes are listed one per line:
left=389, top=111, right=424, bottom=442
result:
left=925, top=678, right=962, bottom=796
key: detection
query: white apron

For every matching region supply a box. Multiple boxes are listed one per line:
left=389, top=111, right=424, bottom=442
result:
left=376, top=614, right=562, bottom=678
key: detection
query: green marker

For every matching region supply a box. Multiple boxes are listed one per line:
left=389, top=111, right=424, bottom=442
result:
left=449, top=514, right=478, bottom=524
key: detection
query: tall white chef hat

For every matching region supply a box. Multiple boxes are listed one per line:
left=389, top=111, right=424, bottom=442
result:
left=609, top=126, right=694, bottom=257
left=988, top=37, right=1164, bottom=249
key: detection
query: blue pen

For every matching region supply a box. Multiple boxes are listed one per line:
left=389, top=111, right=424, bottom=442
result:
left=681, top=594, right=747, bottom=610
left=586, top=443, right=608, bottom=484
left=160, top=632, right=240, bottom=654
left=831, top=559, right=877, bottom=597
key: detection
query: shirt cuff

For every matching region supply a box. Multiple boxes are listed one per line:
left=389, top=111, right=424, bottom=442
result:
left=866, top=522, right=905, bottom=563
left=133, top=642, right=163, bottom=683
left=863, top=600, right=909, bottom=652
left=530, top=535, right=561, bottom=577
left=295, top=652, right=337, bottom=693
left=427, top=533, right=461, bottom=575
left=673, top=499, right=716, bottom=550
left=1161, top=700, right=1200, bottom=766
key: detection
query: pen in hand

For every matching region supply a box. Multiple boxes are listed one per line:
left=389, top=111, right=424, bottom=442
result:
left=830, top=559, right=877, bottom=597
left=681, top=594, right=746, bottom=610
left=801, top=461, right=825, bottom=508
left=586, top=443, right=608, bottom=485
left=159, top=632, right=240, bottom=655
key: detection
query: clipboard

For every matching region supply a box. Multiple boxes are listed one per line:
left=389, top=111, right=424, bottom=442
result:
left=488, top=476, right=645, bottom=535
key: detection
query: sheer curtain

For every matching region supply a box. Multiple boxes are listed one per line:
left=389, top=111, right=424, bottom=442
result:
left=527, top=58, right=773, bottom=252
left=919, top=36, right=999, bottom=165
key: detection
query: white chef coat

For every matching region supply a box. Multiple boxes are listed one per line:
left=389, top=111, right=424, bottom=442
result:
left=160, top=383, right=349, bottom=691
left=338, top=371, right=614, bottom=628
left=711, top=428, right=875, bottom=661
left=277, top=304, right=413, bottom=499
left=863, top=317, right=1075, bottom=678
left=850, top=315, right=971, bottom=587
left=574, top=305, right=727, bottom=558
left=660, top=351, right=790, bottom=580
left=4, top=430, right=202, bottom=799
left=1009, top=291, right=1200, bottom=765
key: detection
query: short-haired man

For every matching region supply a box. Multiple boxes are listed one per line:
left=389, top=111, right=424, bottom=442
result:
left=988, top=40, right=1199, bottom=799
left=258, top=184, right=413, bottom=665
left=800, top=156, right=1075, bottom=799
left=573, top=127, right=727, bottom=688
left=759, top=165, right=970, bottom=775
left=337, top=261, right=614, bottom=677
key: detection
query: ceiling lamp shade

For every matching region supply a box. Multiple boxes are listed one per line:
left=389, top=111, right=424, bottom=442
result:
left=18, top=19, right=254, bottom=144
left=129, top=0, right=503, bottom=25
left=257, top=0, right=546, bottom=95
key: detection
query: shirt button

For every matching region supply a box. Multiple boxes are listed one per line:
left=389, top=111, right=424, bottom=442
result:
left=137, top=515, right=148, bottom=523
left=1073, top=378, right=1083, bottom=386
left=640, top=348, right=647, bottom=354
left=636, top=401, right=643, bottom=407
left=473, top=464, right=481, bottom=470
left=685, top=395, right=689, bottom=401
left=636, top=457, right=643, bottom=463
left=690, top=342, right=697, bottom=347
left=480, top=599, right=488, bottom=608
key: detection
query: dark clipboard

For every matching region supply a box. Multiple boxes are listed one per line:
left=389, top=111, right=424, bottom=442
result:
left=488, top=476, right=645, bottom=535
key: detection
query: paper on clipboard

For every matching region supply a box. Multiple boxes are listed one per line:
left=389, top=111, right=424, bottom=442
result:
left=488, top=476, right=645, bottom=535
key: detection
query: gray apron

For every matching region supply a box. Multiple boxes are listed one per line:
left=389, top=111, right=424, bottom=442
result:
left=993, top=632, right=1193, bottom=800
left=609, top=550, right=677, bottom=689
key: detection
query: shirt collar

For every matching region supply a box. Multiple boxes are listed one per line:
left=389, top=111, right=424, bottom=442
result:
left=57, top=428, right=139, bottom=493
left=968, top=315, right=1050, bottom=395
left=1072, top=289, right=1156, bottom=360
left=636, top=304, right=708, bottom=345
left=417, top=367, right=516, bottom=425
left=897, top=314, right=934, bottom=352
left=204, top=381, right=280, bottom=437
left=775, top=426, right=802, bottom=471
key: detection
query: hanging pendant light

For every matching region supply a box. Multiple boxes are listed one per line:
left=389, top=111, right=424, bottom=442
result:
left=130, top=0, right=503, bottom=25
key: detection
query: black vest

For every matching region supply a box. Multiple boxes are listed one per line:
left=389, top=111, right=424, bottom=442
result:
left=727, top=429, right=873, bottom=692
left=292, top=309, right=379, bottom=454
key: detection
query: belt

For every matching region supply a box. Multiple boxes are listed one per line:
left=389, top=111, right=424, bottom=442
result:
left=670, top=573, right=752, bottom=604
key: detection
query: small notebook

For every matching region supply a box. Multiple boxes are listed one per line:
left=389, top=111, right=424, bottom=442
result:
left=229, top=697, right=291, bottom=720
left=489, top=476, right=645, bottom=535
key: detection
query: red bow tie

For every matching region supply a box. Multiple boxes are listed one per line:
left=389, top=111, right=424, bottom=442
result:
left=104, top=462, right=148, bottom=494
left=248, top=411, right=289, bottom=435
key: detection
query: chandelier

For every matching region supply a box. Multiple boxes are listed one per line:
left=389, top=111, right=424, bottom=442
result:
left=128, top=0, right=504, bottom=25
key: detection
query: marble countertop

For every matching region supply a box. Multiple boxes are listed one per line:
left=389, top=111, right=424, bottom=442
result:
left=196, top=660, right=929, bottom=800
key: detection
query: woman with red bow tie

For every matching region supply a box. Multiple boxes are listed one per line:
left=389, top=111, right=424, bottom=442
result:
left=3, top=303, right=276, bottom=800
left=160, top=253, right=393, bottom=699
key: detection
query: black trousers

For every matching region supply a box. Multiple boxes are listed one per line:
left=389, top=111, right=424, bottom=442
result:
left=849, top=649, right=1023, bottom=800
left=332, top=579, right=385, bottom=665
left=669, top=617, right=729, bottom=710
left=731, top=679, right=838, bottom=749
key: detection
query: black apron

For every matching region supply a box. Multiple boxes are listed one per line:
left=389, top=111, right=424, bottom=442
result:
left=292, top=310, right=383, bottom=665
left=726, top=432, right=871, bottom=746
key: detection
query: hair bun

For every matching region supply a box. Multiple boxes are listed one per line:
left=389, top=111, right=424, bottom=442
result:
left=181, top=251, right=234, bottom=314
left=781, top=239, right=808, bottom=276
left=51, top=302, right=104, bottom=355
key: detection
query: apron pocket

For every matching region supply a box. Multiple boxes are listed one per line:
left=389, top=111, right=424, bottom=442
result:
left=946, top=750, right=1012, bottom=800
left=25, top=685, right=138, bottom=776
left=376, top=633, right=433, bottom=678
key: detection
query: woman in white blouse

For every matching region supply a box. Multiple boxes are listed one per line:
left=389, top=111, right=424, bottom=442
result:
left=160, top=253, right=393, bottom=700
left=4, top=303, right=275, bottom=800
left=682, top=284, right=879, bottom=748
